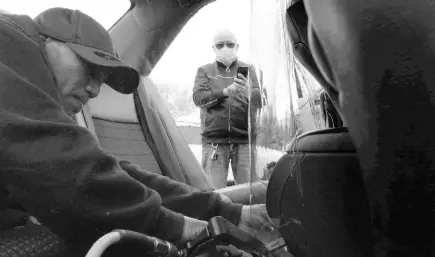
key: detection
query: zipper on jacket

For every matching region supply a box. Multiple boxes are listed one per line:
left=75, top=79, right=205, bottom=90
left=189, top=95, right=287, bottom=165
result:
left=227, top=65, right=233, bottom=143
left=228, top=106, right=231, bottom=144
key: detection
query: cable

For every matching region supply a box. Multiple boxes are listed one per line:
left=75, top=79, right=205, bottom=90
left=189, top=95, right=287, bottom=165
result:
left=85, top=231, right=122, bottom=257
left=85, top=229, right=187, bottom=257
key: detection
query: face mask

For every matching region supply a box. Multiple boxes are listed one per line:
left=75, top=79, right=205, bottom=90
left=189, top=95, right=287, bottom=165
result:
left=215, top=47, right=237, bottom=67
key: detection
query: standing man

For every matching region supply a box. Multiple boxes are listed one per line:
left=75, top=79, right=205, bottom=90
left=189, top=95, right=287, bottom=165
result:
left=193, top=28, right=263, bottom=189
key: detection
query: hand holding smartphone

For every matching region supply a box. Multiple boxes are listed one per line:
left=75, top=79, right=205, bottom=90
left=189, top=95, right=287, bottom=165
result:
left=237, top=66, right=249, bottom=79
left=235, top=66, right=249, bottom=97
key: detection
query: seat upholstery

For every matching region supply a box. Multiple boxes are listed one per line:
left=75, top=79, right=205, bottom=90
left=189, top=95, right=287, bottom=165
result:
left=268, top=3, right=372, bottom=255
left=283, top=0, right=435, bottom=254
left=289, top=127, right=352, bottom=152
left=278, top=1, right=373, bottom=255
left=267, top=128, right=372, bottom=256
left=135, top=77, right=215, bottom=190
left=93, top=117, right=163, bottom=175
left=81, top=96, right=213, bottom=189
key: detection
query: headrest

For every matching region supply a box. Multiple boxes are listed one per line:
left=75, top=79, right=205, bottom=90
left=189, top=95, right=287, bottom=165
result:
left=286, top=1, right=340, bottom=105
left=288, top=127, right=354, bottom=153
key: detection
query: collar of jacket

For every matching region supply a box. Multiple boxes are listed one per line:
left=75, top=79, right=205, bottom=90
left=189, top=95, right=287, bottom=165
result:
left=216, top=59, right=238, bottom=70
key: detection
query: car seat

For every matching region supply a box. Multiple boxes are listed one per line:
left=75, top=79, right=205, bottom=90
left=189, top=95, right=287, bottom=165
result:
left=269, top=0, right=435, bottom=255
left=267, top=128, right=372, bottom=256
left=266, top=1, right=372, bottom=256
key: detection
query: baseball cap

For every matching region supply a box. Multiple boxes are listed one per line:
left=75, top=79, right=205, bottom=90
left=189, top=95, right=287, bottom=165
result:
left=34, top=7, right=139, bottom=94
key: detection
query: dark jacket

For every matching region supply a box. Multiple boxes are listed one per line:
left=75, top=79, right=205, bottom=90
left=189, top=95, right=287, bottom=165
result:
left=193, top=60, right=262, bottom=144
left=0, top=12, right=242, bottom=250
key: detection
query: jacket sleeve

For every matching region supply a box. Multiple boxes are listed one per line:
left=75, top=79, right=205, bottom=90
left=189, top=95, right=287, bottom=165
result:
left=193, top=67, right=228, bottom=109
left=0, top=63, right=243, bottom=249
left=120, top=161, right=243, bottom=225
left=0, top=62, right=187, bottom=247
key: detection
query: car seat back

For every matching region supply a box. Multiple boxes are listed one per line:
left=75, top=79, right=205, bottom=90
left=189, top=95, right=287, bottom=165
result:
left=265, top=2, right=372, bottom=255
left=267, top=128, right=372, bottom=256
left=284, top=0, right=435, bottom=253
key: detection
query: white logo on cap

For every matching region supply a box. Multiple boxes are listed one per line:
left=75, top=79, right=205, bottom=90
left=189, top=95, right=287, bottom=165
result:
left=94, top=51, right=118, bottom=61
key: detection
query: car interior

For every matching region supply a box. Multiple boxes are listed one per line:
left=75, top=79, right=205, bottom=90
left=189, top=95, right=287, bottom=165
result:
left=1, top=0, right=434, bottom=256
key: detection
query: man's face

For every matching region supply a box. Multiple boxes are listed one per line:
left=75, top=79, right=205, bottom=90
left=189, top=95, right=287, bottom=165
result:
left=213, top=41, right=239, bottom=54
left=213, top=40, right=239, bottom=67
left=46, top=42, right=106, bottom=116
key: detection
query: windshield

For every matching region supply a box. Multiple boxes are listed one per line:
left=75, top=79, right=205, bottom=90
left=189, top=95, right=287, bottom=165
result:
left=150, top=0, right=322, bottom=185
left=0, top=0, right=131, bottom=29
left=149, top=0, right=324, bottom=249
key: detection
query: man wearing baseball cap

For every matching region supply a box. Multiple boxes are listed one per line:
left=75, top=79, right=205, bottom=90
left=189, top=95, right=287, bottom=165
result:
left=0, top=7, right=273, bottom=255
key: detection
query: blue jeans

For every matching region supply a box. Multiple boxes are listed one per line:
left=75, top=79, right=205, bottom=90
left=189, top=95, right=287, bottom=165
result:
left=202, top=143, right=255, bottom=189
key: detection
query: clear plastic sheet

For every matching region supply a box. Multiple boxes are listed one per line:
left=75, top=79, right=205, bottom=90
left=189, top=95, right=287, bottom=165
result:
left=247, top=0, right=323, bottom=209
left=149, top=0, right=324, bottom=250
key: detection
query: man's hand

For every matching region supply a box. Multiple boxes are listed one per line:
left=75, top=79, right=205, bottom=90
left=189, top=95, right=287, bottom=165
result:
left=239, top=204, right=275, bottom=231
left=234, top=73, right=249, bottom=97
left=223, top=74, right=249, bottom=97
left=217, top=245, right=253, bottom=257
left=178, top=216, right=208, bottom=245
left=223, top=83, right=239, bottom=97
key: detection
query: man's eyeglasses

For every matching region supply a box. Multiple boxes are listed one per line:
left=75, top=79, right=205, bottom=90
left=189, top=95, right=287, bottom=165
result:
left=214, top=42, right=236, bottom=50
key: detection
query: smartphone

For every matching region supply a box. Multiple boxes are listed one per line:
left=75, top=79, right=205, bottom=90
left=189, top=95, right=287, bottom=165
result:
left=237, top=66, right=249, bottom=79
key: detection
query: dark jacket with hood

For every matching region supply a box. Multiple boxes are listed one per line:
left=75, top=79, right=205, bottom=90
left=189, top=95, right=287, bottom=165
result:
left=0, top=12, right=242, bottom=251
left=193, top=60, right=263, bottom=144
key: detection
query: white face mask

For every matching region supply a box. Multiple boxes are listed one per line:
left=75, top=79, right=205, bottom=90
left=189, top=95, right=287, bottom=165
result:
left=215, top=46, right=238, bottom=67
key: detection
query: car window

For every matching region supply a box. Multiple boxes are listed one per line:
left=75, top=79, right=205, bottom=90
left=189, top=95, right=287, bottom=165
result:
left=149, top=0, right=323, bottom=187
left=150, top=0, right=252, bottom=184
left=0, top=0, right=131, bottom=30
